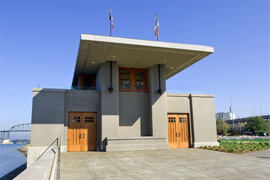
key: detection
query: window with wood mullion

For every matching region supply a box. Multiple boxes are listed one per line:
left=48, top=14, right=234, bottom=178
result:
left=119, top=68, right=132, bottom=91
left=119, top=68, right=148, bottom=92
left=133, top=69, right=148, bottom=92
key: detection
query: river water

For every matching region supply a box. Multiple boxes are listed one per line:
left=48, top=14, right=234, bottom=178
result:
left=0, top=143, right=27, bottom=178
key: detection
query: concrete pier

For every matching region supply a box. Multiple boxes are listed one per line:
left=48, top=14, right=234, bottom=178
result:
left=2, top=140, right=11, bottom=144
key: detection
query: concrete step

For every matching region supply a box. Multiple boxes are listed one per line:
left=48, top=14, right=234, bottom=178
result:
left=105, top=137, right=168, bottom=151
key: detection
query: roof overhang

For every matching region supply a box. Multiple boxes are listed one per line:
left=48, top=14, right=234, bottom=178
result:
left=72, top=34, right=214, bottom=86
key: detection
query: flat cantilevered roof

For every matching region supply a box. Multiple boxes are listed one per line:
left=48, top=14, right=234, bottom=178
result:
left=72, top=34, right=214, bottom=86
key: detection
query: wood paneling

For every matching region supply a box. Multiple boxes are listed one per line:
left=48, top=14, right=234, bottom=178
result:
left=68, top=112, right=97, bottom=152
left=168, top=113, right=190, bottom=148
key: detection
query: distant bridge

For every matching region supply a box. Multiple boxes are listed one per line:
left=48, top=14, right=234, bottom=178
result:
left=225, top=115, right=270, bottom=131
left=226, top=115, right=270, bottom=125
left=0, top=123, right=31, bottom=141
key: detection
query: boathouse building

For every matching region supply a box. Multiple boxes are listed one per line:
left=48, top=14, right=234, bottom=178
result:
left=28, top=34, right=218, bottom=165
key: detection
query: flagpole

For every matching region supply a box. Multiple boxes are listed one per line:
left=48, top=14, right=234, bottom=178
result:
left=156, top=14, right=159, bottom=41
left=110, top=6, right=112, bottom=36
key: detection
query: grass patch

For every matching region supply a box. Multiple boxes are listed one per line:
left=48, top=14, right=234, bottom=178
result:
left=219, top=139, right=270, bottom=142
left=199, top=139, right=270, bottom=154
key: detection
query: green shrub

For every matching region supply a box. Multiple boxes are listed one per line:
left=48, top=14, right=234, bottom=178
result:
left=204, top=139, right=269, bottom=153
left=229, top=148, right=234, bottom=152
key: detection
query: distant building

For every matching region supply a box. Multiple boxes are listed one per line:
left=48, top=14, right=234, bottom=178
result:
left=216, top=112, right=236, bottom=120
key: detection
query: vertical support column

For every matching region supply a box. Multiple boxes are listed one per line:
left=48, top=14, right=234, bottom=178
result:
left=148, top=65, right=168, bottom=141
left=100, top=61, right=119, bottom=150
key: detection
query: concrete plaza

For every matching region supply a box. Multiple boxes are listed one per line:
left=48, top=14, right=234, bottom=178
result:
left=60, top=149, right=270, bottom=180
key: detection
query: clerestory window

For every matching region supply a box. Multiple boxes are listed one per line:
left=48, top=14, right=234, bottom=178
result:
left=119, top=68, right=148, bottom=92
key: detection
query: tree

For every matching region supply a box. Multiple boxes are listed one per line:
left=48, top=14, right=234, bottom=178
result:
left=264, top=121, right=270, bottom=133
left=244, top=116, right=265, bottom=135
left=216, top=118, right=230, bottom=136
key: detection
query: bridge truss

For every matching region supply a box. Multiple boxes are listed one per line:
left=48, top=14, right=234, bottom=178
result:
left=0, top=123, right=31, bottom=140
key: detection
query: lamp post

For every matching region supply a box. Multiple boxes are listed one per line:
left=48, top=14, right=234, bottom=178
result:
left=231, top=98, right=234, bottom=130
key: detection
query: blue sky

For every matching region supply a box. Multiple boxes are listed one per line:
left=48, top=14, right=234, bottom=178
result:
left=0, top=0, right=269, bottom=130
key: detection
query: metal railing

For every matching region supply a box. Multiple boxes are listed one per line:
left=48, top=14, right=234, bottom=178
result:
left=37, top=138, right=59, bottom=161
left=71, top=86, right=96, bottom=90
left=35, top=84, right=97, bottom=91
left=36, top=137, right=61, bottom=180
left=56, top=137, right=61, bottom=180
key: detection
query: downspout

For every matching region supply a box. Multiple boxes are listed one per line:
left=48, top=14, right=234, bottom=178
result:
left=157, top=64, right=162, bottom=95
left=108, top=61, right=114, bottom=93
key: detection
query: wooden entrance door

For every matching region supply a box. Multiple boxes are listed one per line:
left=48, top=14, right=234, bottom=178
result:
left=168, top=114, right=190, bottom=148
left=68, top=112, right=97, bottom=152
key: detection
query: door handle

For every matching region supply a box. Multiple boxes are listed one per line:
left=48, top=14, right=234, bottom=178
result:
left=176, top=132, right=181, bottom=137
left=79, top=134, right=85, bottom=138
left=79, top=134, right=85, bottom=139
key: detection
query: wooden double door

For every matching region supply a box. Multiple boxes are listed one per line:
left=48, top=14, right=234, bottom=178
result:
left=68, top=112, right=97, bottom=152
left=168, top=114, right=190, bottom=148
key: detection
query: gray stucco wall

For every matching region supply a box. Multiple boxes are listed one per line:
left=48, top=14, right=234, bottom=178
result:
left=31, top=89, right=65, bottom=147
left=167, top=93, right=218, bottom=147
left=98, top=62, right=120, bottom=150
left=31, top=89, right=100, bottom=147
left=119, top=92, right=151, bottom=137
left=64, top=90, right=101, bottom=149
left=30, top=63, right=169, bottom=153
left=148, top=65, right=168, bottom=140
left=190, top=94, right=218, bottom=147
left=30, top=63, right=217, bottom=157
left=167, top=94, right=190, bottom=114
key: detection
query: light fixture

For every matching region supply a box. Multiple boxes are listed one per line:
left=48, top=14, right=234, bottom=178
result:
left=170, top=67, right=174, bottom=69
left=91, top=62, right=95, bottom=64
left=164, top=60, right=167, bottom=63
left=113, top=56, right=116, bottom=59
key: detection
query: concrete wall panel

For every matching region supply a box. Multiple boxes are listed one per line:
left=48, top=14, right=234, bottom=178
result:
left=190, top=95, right=218, bottom=146
left=65, top=90, right=101, bottom=149
left=119, top=92, right=151, bottom=137
left=167, top=94, right=190, bottom=113
left=32, top=89, right=65, bottom=124
left=149, top=65, right=168, bottom=140
left=31, top=89, right=65, bottom=147
left=100, top=62, right=120, bottom=149
left=31, top=89, right=101, bottom=149
left=166, top=94, right=218, bottom=147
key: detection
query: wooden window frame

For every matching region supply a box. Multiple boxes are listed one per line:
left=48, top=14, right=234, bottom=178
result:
left=78, top=74, right=96, bottom=90
left=119, top=67, right=148, bottom=92
left=119, top=68, right=132, bottom=92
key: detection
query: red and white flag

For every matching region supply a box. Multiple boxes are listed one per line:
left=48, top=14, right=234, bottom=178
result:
left=109, top=7, right=113, bottom=30
left=154, top=15, right=159, bottom=36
